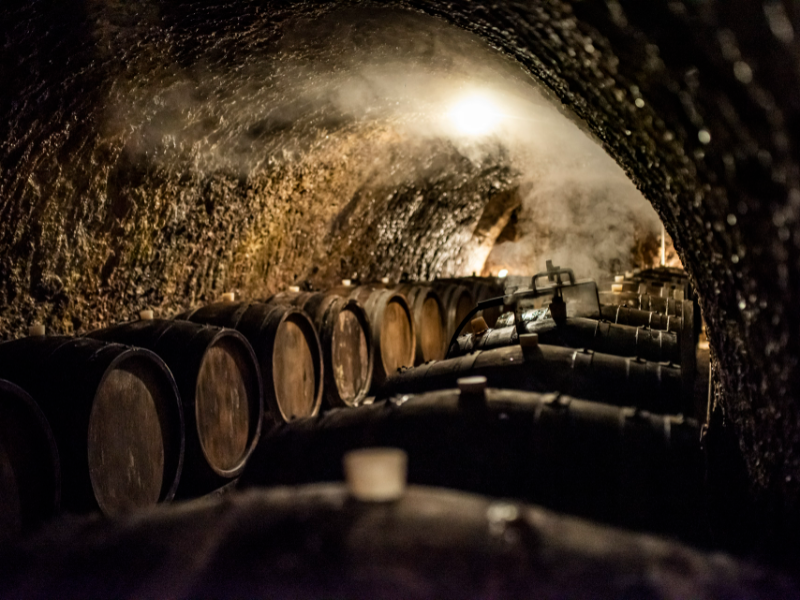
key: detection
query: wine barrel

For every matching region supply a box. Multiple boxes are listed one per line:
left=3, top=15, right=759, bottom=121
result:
left=599, top=290, right=683, bottom=315
left=451, top=319, right=682, bottom=365
left=394, top=284, right=447, bottom=364
left=381, top=343, right=686, bottom=414
left=433, top=282, right=475, bottom=338
left=435, top=277, right=505, bottom=327
left=5, top=486, right=789, bottom=600
left=471, top=280, right=504, bottom=327
left=241, top=388, right=705, bottom=541
left=600, top=295, right=698, bottom=399
left=599, top=305, right=682, bottom=333
left=179, top=302, right=323, bottom=420
left=336, top=286, right=416, bottom=388
left=0, top=379, right=60, bottom=541
left=88, top=321, right=261, bottom=497
left=271, top=292, right=373, bottom=408
left=0, top=337, right=183, bottom=515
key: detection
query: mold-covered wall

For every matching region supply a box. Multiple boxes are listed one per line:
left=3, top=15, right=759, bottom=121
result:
left=2, top=0, right=800, bottom=546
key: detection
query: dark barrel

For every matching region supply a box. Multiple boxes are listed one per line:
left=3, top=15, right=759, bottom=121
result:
left=0, top=337, right=183, bottom=515
left=600, top=304, right=682, bottom=333
left=180, top=302, right=324, bottom=420
left=436, top=277, right=505, bottom=327
left=470, top=279, right=505, bottom=327
left=381, top=343, right=686, bottom=414
left=88, top=321, right=261, bottom=496
left=432, top=282, right=475, bottom=338
left=336, top=285, right=416, bottom=388
left=241, top=388, right=705, bottom=541
left=4, top=485, right=790, bottom=600
left=0, top=379, right=60, bottom=541
left=599, top=290, right=684, bottom=315
left=451, top=319, right=682, bottom=365
left=271, top=292, right=373, bottom=408
left=395, top=284, right=447, bottom=364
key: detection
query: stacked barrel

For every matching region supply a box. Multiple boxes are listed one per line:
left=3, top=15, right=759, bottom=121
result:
left=1, top=266, right=711, bottom=547
left=242, top=266, right=710, bottom=543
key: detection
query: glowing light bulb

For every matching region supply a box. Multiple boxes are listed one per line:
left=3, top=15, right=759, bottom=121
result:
left=498, top=269, right=509, bottom=278
left=448, top=94, right=501, bottom=136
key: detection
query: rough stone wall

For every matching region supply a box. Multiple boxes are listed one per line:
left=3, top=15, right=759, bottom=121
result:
left=2, top=0, right=800, bottom=545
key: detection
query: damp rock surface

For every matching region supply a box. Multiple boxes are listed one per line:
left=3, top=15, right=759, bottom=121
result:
left=2, top=0, right=800, bottom=546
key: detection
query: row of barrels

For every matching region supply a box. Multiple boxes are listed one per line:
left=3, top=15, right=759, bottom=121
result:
left=244, top=270, right=709, bottom=541
left=0, top=277, right=498, bottom=541
left=0, top=269, right=703, bottom=541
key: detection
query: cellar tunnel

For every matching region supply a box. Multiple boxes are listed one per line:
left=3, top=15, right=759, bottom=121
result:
left=2, top=0, right=800, bottom=562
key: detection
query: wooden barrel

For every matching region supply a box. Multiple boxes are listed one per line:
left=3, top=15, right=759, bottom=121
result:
left=6, top=485, right=790, bottom=600
left=451, top=319, right=682, bottom=365
left=241, top=388, right=705, bottom=541
left=88, top=321, right=261, bottom=497
left=434, top=277, right=505, bottom=327
left=271, top=292, right=373, bottom=408
left=0, top=379, right=60, bottom=541
left=470, top=280, right=504, bottom=327
left=600, top=305, right=682, bottom=333
left=0, top=337, right=183, bottom=515
left=433, top=282, right=475, bottom=339
left=381, top=343, right=686, bottom=414
left=599, top=291, right=683, bottom=315
left=394, top=284, right=447, bottom=364
left=179, top=302, right=323, bottom=420
left=337, top=286, right=416, bottom=388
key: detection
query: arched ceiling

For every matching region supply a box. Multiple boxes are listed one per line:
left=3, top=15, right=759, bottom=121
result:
left=2, top=0, right=799, bottom=544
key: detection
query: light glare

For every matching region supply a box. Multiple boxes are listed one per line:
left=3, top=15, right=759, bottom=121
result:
left=448, top=95, right=501, bottom=136
left=498, top=269, right=509, bottom=278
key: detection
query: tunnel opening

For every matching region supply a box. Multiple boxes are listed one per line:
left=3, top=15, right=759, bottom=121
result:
left=2, top=0, right=800, bottom=593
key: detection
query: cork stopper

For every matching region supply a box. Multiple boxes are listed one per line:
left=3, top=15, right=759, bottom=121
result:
left=471, top=316, right=489, bottom=337
left=221, top=292, right=236, bottom=303
left=458, top=375, right=488, bottom=396
left=611, top=283, right=624, bottom=293
left=519, top=333, right=539, bottom=348
left=139, top=310, right=154, bottom=321
left=343, top=448, right=408, bottom=502
left=614, top=275, right=625, bottom=283
left=342, top=279, right=352, bottom=287
left=28, top=323, right=45, bottom=337
left=288, top=285, right=301, bottom=293
left=381, top=276, right=390, bottom=285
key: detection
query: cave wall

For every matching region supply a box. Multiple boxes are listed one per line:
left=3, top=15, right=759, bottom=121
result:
left=2, top=0, right=800, bottom=542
